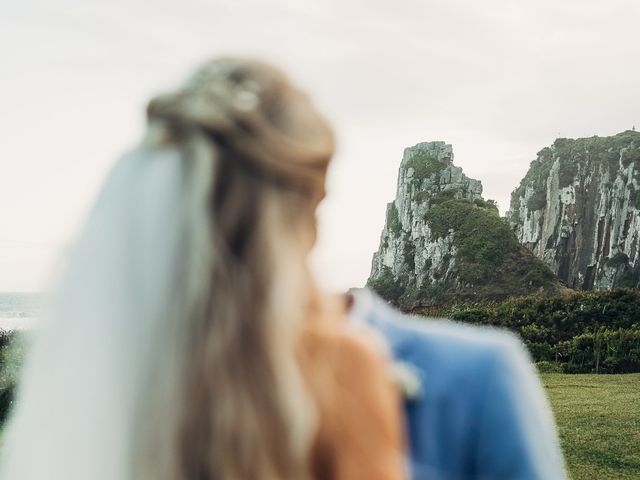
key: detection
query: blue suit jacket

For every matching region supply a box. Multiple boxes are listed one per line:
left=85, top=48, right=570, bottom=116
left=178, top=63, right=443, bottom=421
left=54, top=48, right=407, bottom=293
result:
left=352, top=290, right=566, bottom=480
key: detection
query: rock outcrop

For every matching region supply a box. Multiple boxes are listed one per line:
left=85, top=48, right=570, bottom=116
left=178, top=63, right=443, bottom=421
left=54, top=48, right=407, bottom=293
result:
left=368, top=142, right=561, bottom=309
left=508, top=131, right=640, bottom=290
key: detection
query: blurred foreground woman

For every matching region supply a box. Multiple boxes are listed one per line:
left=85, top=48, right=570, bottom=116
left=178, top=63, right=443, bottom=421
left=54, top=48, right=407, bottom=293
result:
left=0, top=59, right=404, bottom=479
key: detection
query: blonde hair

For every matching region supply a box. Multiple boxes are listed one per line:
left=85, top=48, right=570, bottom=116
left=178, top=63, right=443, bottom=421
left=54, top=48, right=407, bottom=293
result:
left=0, top=59, right=334, bottom=480
left=137, top=59, right=335, bottom=479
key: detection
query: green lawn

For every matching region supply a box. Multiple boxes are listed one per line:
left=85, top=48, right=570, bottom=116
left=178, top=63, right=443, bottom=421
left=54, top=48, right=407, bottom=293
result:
left=0, top=370, right=637, bottom=478
left=542, top=374, right=640, bottom=480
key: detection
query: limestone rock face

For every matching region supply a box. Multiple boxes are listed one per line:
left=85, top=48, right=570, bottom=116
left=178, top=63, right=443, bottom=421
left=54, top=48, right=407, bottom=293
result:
left=369, top=142, right=478, bottom=300
left=369, top=142, right=560, bottom=309
left=509, top=131, right=640, bottom=290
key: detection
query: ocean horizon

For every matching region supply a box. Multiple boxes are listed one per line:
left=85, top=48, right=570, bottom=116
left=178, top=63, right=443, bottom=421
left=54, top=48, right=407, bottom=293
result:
left=0, top=292, right=42, bottom=330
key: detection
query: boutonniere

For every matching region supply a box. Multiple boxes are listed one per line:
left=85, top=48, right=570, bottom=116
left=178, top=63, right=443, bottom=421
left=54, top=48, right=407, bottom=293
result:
left=389, top=361, right=423, bottom=401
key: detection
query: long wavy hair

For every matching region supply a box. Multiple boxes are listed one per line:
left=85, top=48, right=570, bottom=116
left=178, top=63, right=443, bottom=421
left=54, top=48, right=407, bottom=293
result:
left=1, top=58, right=335, bottom=480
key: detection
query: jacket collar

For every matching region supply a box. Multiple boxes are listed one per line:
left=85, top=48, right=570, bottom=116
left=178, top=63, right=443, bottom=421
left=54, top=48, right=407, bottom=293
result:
left=348, top=288, right=412, bottom=352
left=348, top=288, right=426, bottom=400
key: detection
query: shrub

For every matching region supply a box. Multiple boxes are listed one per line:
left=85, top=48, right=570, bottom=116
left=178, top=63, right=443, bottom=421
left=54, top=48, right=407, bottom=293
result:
left=484, top=199, right=499, bottom=211
left=424, top=199, right=474, bottom=239
left=558, top=160, right=579, bottom=188
left=367, top=267, right=405, bottom=304
left=386, top=203, right=402, bottom=235
left=414, top=190, right=432, bottom=203
left=406, top=152, right=446, bottom=180
left=606, top=252, right=629, bottom=267
left=418, top=283, right=446, bottom=303
left=629, top=187, right=640, bottom=210
left=526, top=191, right=547, bottom=211
left=535, top=361, right=564, bottom=373
left=618, top=270, right=639, bottom=288
left=472, top=198, right=499, bottom=212
left=437, top=289, right=640, bottom=373
left=562, top=328, right=640, bottom=374
left=403, top=242, right=416, bottom=272
left=621, top=145, right=640, bottom=167
left=0, top=330, right=25, bottom=425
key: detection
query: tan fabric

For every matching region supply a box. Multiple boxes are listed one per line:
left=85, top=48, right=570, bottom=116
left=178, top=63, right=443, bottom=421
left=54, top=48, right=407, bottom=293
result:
left=298, top=299, right=405, bottom=480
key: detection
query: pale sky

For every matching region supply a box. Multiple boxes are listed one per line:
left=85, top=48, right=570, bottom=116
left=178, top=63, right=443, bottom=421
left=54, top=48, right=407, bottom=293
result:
left=1, top=0, right=639, bottom=292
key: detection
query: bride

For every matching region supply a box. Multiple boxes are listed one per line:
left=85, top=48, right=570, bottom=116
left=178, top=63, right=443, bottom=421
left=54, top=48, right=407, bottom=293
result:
left=0, top=59, right=405, bottom=479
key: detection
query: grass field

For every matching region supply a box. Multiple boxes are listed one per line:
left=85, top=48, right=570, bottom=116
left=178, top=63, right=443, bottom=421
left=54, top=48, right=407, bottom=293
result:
left=0, top=368, right=637, bottom=478
left=542, top=374, right=640, bottom=480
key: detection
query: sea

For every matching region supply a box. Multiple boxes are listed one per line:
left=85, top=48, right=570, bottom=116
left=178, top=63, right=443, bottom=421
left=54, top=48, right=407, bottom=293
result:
left=0, top=293, right=42, bottom=331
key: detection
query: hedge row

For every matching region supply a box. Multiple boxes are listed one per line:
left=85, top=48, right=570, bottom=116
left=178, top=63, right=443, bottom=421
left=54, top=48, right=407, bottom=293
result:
left=424, top=289, right=640, bottom=374
left=1, top=289, right=639, bottom=425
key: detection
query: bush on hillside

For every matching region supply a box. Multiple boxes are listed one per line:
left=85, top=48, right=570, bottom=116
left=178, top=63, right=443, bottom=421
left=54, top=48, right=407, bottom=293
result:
left=430, top=289, right=640, bottom=374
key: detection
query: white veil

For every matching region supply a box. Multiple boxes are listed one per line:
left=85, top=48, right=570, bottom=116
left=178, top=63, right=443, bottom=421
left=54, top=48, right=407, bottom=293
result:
left=1, top=142, right=214, bottom=479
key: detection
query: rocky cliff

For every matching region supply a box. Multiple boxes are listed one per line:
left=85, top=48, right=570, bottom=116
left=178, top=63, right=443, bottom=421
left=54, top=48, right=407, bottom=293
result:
left=368, top=141, right=561, bottom=309
left=509, top=131, right=640, bottom=290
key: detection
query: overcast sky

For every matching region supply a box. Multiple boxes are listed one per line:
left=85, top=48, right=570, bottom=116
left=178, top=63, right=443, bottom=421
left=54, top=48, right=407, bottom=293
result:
left=2, top=0, right=639, bottom=292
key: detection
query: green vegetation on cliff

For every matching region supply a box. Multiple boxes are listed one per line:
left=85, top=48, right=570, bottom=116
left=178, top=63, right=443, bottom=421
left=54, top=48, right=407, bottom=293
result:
left=405, top=151, right=446, bottom=180
left=424, top=197, right=558, bottom=290
left=426, top=199, right=515, bottom=269
left=368, top=266, right=405, bottom=303
left=509, top=130, right=640, bottom=291
left=369, top=194, right=560, bottom=309
left=386, top=202, right=402, bottom=235
left=510, top=130, right=640, bottom=220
